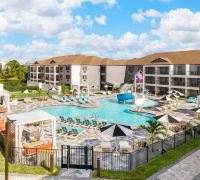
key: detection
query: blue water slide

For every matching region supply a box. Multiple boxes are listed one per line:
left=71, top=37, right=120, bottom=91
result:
left=117, top=93, right=135, bottom=103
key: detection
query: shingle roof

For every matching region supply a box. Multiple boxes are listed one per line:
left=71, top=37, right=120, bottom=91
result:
left=31, top=50, right=200, bottom=66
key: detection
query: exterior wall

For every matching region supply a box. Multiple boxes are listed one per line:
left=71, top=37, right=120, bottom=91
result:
left=106, top=66, right=126, bottom=84
left=80, top=65, right=100, bottom=87
left=71, top=65, right=81, bottom=87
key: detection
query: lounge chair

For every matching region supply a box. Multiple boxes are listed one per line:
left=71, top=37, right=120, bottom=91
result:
left=70, top=96, right=77, bottom=102
left=92, top=120, right=98, bottom=127
left=107, top=91, right=112, bottom=95
left=102, top=91, right=106, bottom=95
left=101, top=141, right=112, bottom=152
left=76, top=118, right=83, bottom=125
left=63, top=96, right=71, bottom=102
left=119, top=141, right=131, bottom=153
left=78, top=98, right=86, bottom=104
left=102, top=121, right=107, bottom=126
left=187, top=97, right=197, bottom=103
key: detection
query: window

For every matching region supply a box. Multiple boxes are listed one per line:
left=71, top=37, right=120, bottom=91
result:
left=50, top=67, right=54, bottom=73
left=66, top=75, right=70, bottom=79
left=59, top=66, right=63, bottom=71
left=60, top=75, right=63, bottom=80
left=30, top=67, right=33, bottom=72
left=56, top=67, right=59, bottom=73
left=66, top=66, right=70, bottom=71
left=46, top=75, right=49, bottom=80
left=82, top=75, right=87, bottom=80
left=50, top=59, right=56, bottom=64
left=45, top=67, right=49, bottom=73
left=151, top=58, right=168, bottom=63
left=82, top=66, right=87, bottom=71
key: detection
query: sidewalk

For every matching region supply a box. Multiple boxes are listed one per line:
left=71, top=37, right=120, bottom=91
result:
left=0, top=169, right=93, bottom=180
left=149, top=148, right=200, bottom=180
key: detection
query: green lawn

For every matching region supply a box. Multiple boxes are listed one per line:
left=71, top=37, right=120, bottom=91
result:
left=11, top=91, right=50, bottom=99
left=92, top=135, right=200, bottom=180
left=0, top=148, right=60, bottom=176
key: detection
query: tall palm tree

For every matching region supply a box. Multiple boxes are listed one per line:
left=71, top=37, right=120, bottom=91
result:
left=140, top=120, right=166, bottom=151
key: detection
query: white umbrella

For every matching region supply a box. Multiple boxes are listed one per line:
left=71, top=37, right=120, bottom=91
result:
left=155, top=114, right=182, bottom=124
left=100, top=124, right=133, bottom=152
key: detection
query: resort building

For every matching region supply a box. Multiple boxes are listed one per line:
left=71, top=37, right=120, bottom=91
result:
left=28, top=55, right=127, bottom=90
left=28, top=50, right=200, bottom=96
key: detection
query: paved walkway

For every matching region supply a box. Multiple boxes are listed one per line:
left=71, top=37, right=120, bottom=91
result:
left=0, top=169, right=93, bottom=180
left=149, top=148, right=200, bottom=180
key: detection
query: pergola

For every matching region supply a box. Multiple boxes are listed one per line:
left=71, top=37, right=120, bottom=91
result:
left=0, top=84, right=10, bottom=113
left=6, top=110, right=57, bottom=149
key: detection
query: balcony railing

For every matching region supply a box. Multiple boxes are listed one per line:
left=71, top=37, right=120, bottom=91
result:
left=190, top=71, right=200, bottom=76
left=173, top=71, right=185, bottom=75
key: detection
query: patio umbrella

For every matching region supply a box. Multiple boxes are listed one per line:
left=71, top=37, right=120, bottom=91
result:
left=160, top=95, right=173, bottom=101
left=174, top=91, right=184, bottom=97
left=168, top=89, right=177, bottom=94
left=49, top=87, right=58, bottom=91
left=155, top=114, right=182, bottom=124
left=100, top=124, right=133, bottom=152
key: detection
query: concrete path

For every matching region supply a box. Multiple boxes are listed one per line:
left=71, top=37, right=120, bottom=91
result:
left=149, top=148, right=200, bottom=180
left=0, top=169, right=93, bottom=180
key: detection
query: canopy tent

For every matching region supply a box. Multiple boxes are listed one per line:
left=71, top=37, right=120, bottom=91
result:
left=0, top=85, right=10, bottom=113
left=6, top=110, right=57, bottom=148
left=155, top=114, right=182, bottom=124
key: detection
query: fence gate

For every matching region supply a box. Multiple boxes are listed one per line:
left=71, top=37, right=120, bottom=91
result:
left=61, top=145, right=93, bottom=169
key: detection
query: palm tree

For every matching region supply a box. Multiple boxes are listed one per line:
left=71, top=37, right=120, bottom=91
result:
left=140, top=120, right=166, bottom=151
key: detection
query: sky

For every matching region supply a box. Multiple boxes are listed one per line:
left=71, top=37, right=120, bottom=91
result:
left=0, top=0, right=200, bottom=63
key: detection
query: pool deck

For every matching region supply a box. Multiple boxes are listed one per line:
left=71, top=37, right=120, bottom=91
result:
left=7, top=94, right=200, bottom=149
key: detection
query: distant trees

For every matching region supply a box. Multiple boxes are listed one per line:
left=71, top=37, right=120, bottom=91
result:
left=0, top=60, right=28, bottom=80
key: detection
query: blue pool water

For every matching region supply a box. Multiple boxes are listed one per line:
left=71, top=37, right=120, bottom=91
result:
left=36, top=98, right=158, bottom=126
left=57, top=125, right=85, bottom=134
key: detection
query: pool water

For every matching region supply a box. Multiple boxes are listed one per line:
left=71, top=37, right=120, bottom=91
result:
left=36, top=98, right=158, bottom=126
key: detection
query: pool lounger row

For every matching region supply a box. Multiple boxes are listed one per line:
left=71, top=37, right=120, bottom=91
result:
left=60, top=116, right=108, bottom=127
left=57, top=126, right=79, bottom=136
left=59, top=95, right=92, bottom=104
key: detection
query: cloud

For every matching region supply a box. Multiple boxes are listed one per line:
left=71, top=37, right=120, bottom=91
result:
left=95, top=15, right=107, bottom=25
left=152, top=8, right=200, bottom=49
left=0, top=0, right=116, bottom=37
left=131, top=9, right=162, bottom=23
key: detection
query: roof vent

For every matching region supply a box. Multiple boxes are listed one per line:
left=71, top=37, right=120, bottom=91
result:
left=50, top=59, right=56, bottom=64
left=151, top=58, right=168, bottom=63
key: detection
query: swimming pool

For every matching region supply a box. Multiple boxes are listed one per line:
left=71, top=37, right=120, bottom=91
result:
left=36, top=97, right=158, bottom=126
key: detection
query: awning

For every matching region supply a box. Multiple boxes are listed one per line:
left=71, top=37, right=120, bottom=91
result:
left=7, top=111, right=56, bottom=125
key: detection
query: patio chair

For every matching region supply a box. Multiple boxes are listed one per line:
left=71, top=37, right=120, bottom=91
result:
left=101, top=141, right=112, bottom=152
left=78, top=98, right=86, bottom=104
left=107, top=91, right=112, bottom=95
left=118, top=141, right=131, bottom=153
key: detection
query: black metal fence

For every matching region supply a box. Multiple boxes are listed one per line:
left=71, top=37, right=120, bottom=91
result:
left=1, top=125, right=200, bottom=172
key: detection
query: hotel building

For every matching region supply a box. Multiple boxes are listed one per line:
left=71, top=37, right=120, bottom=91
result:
left=29, top=50, right=200, bottom=96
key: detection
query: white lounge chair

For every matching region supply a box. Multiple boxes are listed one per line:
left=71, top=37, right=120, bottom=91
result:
left=102, top=91, right=106, bottom=95
left=119, top=141, right=131, bottom=153
left=101, top=141, right=112, bottom=152
left=107, top=91, right=112, bottom=95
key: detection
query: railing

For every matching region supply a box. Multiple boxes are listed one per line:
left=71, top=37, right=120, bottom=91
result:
left=1, top=125, right=200, bottom=172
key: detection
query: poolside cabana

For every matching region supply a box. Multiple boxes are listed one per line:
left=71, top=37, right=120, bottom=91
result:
left=6, top=111, right=57, bottom=149
left=0, top=84, right=10, bottom=113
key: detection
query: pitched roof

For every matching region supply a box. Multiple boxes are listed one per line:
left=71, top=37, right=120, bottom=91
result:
left=127, top=50, right=200, bottom=65
left=33, top=54, right=126, bottom=66
left=31, top=50, right=200, bottom=66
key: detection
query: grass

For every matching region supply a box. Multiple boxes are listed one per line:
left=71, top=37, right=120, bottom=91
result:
left=0, top=147, right=60, bottom=176
left=92, top=135, right=200, bottom=180
left=11, top=91, right=50, bottom=99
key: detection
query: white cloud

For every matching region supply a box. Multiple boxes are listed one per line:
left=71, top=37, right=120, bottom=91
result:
left=152, top=8, right=200, bottom=49
left=95, top=15, right=107, bottom=25
left=0, top=0, right=116, bottom=37
left=131, top=9, right=162, bottom=23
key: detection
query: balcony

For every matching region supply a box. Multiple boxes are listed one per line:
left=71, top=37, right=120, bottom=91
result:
left=173, top=71, right=185, bottom=75
left=145, top=67, right=155, bottom=74
left=158, top=67, right=169, bottom=75
left=190, top=71, right=200, bottom=76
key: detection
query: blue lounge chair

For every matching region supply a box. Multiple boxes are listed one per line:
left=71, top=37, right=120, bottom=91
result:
left=187, top=96, right=197, bottom=103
